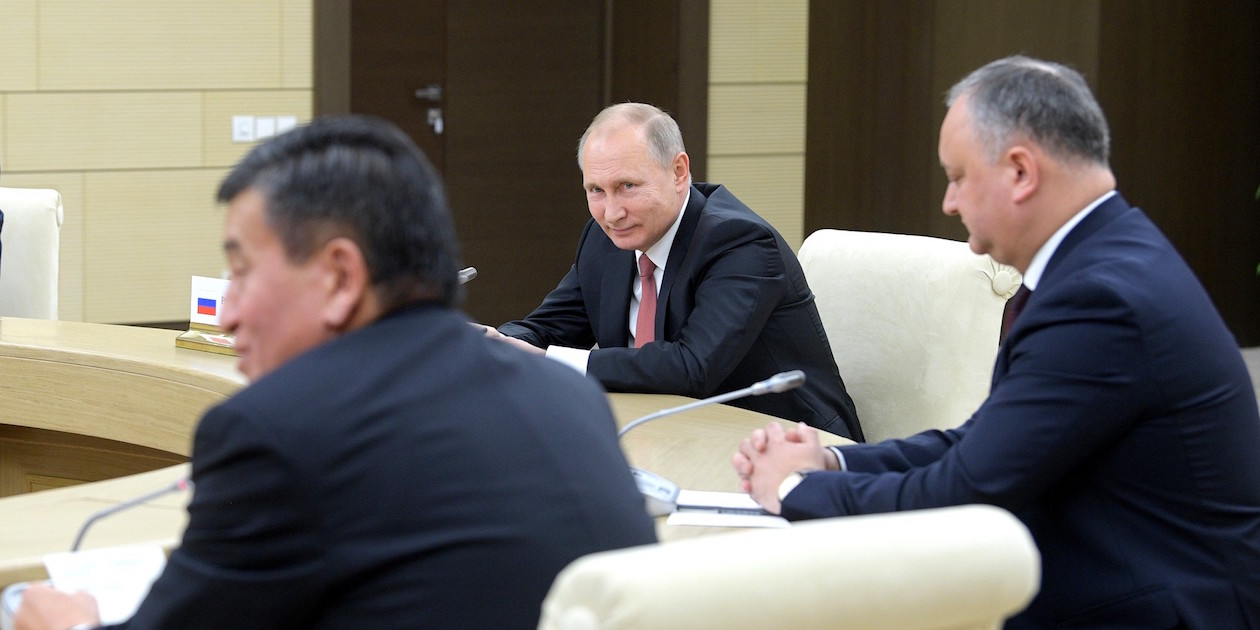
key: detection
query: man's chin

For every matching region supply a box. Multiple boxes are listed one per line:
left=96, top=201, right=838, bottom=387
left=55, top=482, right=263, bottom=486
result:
left=605, top=231, right=642, bottom=251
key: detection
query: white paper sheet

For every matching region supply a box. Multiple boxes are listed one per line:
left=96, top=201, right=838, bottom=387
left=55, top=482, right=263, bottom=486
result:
left=43, top=545, right=166, bottom=625
left=667, top=489, right=790, bottom=528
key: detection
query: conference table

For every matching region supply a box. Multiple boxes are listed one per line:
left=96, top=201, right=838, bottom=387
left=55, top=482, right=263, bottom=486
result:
left=0, top=317, right=850, bottom=588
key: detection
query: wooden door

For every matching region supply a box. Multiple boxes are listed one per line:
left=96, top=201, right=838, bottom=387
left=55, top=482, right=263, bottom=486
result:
left=349, top=0, right=447, bottom=170
left=339, top=1, right=605, bottom=325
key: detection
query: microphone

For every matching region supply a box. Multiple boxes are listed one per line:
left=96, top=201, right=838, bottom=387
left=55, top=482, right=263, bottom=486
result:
left=71, top=477, right=194, bottom=552
left=458, top=267, right=477, bottom=284
left=618, top=370, right=806, bottom=517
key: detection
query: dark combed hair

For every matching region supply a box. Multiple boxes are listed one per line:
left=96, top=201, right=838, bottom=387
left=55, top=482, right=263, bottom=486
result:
left=217, top=115, right=462, bottom=311
left=947, top=55, right=1111, bottom=167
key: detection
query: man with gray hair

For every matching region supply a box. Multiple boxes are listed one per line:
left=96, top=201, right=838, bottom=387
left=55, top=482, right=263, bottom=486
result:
left=734, top=56, right=1260, bottom=626
left=484, top=102, right=863, bottom=441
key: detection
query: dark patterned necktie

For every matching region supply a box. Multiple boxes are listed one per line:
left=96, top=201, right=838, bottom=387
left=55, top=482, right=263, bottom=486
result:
left=1000, top=284, right=1032, bottom=343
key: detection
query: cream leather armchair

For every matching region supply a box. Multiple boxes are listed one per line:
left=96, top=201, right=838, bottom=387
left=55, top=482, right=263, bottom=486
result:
left=798, top=229, right=1020, bottom=443
left=0, top=187, right=63, bottom=319
left=539, top=504, right=1040, bottom=630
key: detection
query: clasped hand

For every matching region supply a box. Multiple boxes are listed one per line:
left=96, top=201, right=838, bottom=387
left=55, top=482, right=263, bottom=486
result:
left=732, top=421, right=829, bottom=515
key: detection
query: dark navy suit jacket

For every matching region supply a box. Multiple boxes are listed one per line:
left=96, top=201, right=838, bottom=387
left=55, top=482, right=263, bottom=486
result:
left=500, top=183, right=863, bottom=440
left=782, top=194, right=1260, bottom=627
left=108, top=304, right=656, bottom=630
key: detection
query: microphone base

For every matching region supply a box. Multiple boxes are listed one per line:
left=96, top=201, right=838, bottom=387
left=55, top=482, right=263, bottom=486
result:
left=629, top=467, right=680, bottom=517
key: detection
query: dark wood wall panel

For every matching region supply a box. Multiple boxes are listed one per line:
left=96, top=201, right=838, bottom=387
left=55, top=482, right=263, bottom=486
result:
left=608, top=0, right=710, bottom=181
left=804, top=1, right=939, bottom=238
left=805, top=0, right=1260, bottom=344
left=445, top=1, right=606, bottom=326
left=1097, top=0, right=1260, bottom=345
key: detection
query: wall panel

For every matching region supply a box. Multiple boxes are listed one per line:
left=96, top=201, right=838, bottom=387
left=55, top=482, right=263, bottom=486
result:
left=282, top=0, right=314, bottom=88
left=6, top=93, right=203, bottom=172
left=708, top=0, right=807, bottom=247
left=83, top=170, right=228, bottom=323
left=710, top=0, right=807, bottom=83
left=708, top=84, right=805, bottom=157
left=39, top=1, right=282, bottom=91
left=0, top=1, right=38, bottom=92
left=709, top=155, right=805, bottom=248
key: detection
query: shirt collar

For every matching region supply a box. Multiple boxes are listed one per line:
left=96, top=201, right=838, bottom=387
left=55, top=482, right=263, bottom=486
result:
left=1021, top=190, right=1115, bottom=290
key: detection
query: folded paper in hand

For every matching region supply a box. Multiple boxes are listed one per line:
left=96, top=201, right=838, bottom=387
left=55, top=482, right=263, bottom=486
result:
left=43, top=545, right=166, bottom=625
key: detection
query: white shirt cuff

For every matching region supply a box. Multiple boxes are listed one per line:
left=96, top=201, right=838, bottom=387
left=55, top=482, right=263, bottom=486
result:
left=544, top=345, right=590, bottom=375
left=827, top=445, right=848, bottom=472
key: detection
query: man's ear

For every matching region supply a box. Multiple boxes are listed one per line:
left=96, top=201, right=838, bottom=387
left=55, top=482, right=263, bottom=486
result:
left=672, top=151, right=691, bottom=189
left=1007, top=145, right=1039, bottom=204
left=316, top=237, right=371, bottom=330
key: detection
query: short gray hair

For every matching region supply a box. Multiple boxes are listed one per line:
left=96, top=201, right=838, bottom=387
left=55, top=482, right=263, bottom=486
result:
left=946, top=55, right=1110, bottom=166
left=577, top=103, right=687, bottom=172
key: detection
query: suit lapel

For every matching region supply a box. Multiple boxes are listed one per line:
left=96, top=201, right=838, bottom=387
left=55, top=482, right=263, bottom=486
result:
left=658, top=184, right=706, bottom=313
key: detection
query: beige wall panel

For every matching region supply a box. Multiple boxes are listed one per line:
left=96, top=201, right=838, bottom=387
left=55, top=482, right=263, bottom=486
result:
left=710, top=0, right=808, bottom=84
left=282, top=0, right=314, bottom=88
left=202, top=91, right=313, bottom=167
left=0, top=172, right=86, bottom=321
left=0, top=1, right=38, bottom=91
left=709, top=155, right=804, bottom=248
left=1, top=96, right=6, bottom=168
left=83, top=169, right=228, bottom=323
left=6, top=92, right=202, bottom=172
left=39, top=1, right=283, bottom=91
left=709, top=84, right=805, bottom=156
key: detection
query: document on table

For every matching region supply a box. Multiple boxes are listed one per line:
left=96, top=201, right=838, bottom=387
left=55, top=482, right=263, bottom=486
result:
left=665, top=489, right=789, bottom=528
left=44, top=545, right=166, bottom=625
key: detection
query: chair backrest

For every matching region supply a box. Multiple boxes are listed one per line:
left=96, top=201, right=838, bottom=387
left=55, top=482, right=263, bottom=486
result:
left=798, top=229, right=1020, bottom=443
left=539, top=504, right=1041, bottom=630
left=0, top=187, right=64, bottom=319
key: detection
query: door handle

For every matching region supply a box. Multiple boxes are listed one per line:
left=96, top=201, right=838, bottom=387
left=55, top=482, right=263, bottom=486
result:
left=414, top=84, right=443, bottom=102
left=427, top=107, right=444, bottom=135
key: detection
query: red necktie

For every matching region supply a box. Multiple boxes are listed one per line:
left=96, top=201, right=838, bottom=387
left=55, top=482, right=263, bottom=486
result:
left=1000, top=284, right=1032, bottom=343
left=635, top=255, right=657, bottom=347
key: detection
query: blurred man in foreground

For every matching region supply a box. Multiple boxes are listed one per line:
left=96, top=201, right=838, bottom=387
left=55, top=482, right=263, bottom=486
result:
left=18, top=116, right=655, bottom=630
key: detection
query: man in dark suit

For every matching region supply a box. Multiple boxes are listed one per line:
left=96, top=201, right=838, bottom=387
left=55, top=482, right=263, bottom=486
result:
left=485, top=103, right=863, bottom=440
left=16, top=116, right=656, bottom=630
left=733, top=56, right=1260, bottom=627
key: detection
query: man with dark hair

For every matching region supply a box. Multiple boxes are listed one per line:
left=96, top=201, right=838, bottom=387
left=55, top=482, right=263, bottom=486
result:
left=734, top=56, right=1260, bottom=627
left=17, top=116, right=655, bottom=630
left=484, top=102, right=863, bottom=441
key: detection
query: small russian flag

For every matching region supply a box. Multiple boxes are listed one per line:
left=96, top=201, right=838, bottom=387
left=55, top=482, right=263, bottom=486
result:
left=197, top=297, right=217, bottom=316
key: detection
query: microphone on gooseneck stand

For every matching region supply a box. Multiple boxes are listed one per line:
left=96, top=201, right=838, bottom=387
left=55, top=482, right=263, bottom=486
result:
left=458, top=267, right=477, bottom=284
left=70, top=477, right=194, bottom=552
left=618, top=370, right=806, bottom=517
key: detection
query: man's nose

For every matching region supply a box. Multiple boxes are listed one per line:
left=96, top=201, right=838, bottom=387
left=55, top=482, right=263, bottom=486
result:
left=941, top=187, right=958, bottom=216
left=604, top=197, right=626, bottom=222
left=219, top=296, right=239, bottom=332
